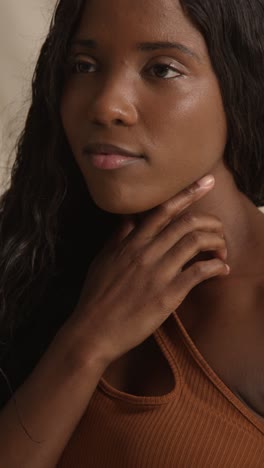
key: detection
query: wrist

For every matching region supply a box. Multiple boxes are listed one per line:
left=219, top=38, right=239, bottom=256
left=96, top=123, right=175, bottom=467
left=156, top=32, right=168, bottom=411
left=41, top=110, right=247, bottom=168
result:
left=54, top=318, right=110, bottom=379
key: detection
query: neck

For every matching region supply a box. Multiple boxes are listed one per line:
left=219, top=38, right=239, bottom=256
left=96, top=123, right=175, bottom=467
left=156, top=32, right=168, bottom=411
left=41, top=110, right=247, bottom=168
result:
left=132, top=161, right=264, bottom=279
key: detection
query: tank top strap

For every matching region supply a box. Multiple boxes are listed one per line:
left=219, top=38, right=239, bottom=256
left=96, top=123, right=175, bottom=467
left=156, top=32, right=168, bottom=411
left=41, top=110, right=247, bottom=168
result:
left=157, top=310, right=264, bottom=435
left=154, top=310, right=192, bottom=372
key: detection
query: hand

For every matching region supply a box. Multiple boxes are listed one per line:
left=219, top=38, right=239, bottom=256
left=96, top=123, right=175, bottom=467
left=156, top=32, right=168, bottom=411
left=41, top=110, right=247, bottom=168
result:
left=70, top=175, right=229, bottom=367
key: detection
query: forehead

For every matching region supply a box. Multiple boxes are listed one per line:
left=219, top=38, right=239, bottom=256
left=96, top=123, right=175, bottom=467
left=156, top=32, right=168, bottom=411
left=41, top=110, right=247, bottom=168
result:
left=76, top=0, right=207, bottom=56
left=81, top=0, right=181, bottom=19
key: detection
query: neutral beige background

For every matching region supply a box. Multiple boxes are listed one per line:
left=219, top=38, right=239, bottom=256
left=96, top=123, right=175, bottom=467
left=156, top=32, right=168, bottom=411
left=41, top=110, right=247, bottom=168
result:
left=0, top=0, right=55, bottom=194
left=0, top=1, right=263, bottom=212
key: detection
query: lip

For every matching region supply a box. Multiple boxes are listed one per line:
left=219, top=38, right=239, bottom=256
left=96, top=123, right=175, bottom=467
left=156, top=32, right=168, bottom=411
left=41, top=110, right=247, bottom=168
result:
left=83, top=143, right=144, bottom=159
left=89, top=154, right=144, bottom=170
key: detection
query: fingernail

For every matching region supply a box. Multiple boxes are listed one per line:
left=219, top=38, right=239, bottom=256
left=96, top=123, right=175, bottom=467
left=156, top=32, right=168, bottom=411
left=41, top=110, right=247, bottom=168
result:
left=197, top=175, right=215, bottom=188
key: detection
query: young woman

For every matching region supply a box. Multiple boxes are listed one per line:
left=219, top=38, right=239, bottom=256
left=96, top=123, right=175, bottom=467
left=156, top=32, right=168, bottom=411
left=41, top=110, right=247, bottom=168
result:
left=0, top=0, right=264, bottom=466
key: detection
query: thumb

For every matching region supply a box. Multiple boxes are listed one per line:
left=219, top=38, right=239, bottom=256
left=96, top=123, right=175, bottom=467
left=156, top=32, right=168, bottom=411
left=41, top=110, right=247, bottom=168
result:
left=107, top=215, right=136, bottom=249
left=100, top=216, right=137, bottom=256
left=115, top=215, right=136, bottom=243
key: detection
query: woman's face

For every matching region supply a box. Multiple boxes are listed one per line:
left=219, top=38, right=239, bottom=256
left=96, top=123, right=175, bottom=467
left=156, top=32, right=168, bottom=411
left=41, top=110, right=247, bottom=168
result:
left=61, top=0, right=227, bottom=214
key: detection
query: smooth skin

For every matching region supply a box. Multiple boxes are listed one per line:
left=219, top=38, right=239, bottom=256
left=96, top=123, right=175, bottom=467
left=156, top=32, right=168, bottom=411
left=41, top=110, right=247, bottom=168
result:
left=1, top=1, right=264, bottom=467
left=61, top=0, right=264, bottom=418
left=71, top=176, right=229, bottom=365
left=0, top=177, right=229, bottom=468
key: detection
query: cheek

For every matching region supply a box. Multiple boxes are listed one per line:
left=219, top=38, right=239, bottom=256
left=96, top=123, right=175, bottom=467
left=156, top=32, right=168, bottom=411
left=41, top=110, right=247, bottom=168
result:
left=148, top=83, right=228, bottom=167
left=59, top=79, right=228, bottom=214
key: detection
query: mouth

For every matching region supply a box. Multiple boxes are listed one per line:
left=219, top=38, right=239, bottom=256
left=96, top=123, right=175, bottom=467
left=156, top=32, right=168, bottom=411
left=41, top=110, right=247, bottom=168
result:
left=83, top=143, right=144, bottom=159
left=83, top=143, right=145, bottom=170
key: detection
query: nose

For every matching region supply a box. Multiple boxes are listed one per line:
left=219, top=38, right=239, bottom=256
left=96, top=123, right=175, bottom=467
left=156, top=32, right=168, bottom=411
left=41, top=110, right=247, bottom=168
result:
left=90, top=73, right=138, bottom=128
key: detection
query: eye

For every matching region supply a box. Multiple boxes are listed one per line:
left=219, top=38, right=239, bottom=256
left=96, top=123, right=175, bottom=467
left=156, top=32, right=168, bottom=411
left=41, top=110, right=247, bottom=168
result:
left=147, top=63, right=183, bottom=79
left=71, top=60, right=97, bottom=74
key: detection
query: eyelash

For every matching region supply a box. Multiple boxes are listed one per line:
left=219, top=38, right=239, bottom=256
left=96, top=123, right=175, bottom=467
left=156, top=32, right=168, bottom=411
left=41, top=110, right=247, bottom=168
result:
left=70, top=60, right=183, bottom=80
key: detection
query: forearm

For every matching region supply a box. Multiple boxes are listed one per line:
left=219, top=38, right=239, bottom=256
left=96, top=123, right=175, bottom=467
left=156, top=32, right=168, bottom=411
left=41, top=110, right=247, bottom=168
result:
left=0, top=322, right=106, bottom=468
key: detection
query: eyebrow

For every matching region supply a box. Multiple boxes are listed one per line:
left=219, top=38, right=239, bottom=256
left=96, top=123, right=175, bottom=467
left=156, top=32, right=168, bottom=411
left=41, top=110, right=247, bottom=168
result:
left=71, top=39, right=202, bottom=63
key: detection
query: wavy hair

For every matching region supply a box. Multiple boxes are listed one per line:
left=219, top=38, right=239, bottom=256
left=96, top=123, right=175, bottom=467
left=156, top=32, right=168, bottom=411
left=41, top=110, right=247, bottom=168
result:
left=0, top=0, right=264, bottom=346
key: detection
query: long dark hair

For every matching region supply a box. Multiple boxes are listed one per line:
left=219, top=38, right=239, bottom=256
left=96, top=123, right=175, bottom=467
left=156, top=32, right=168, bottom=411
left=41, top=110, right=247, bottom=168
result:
left=1, top=0, right=264, bottom=346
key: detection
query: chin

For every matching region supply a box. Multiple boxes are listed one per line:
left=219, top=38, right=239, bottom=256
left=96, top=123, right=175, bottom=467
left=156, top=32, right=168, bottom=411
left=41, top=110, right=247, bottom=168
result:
left=89, top=196, right=142, bottom=215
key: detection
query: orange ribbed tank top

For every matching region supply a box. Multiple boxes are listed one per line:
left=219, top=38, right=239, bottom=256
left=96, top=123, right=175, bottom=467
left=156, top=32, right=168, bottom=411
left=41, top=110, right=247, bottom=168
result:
left=57, top=312, right=264, bottom=467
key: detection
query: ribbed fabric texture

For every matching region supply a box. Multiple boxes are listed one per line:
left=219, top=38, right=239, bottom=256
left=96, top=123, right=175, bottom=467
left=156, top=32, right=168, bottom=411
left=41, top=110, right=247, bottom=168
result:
left=57, top=312, right=264, bottom=467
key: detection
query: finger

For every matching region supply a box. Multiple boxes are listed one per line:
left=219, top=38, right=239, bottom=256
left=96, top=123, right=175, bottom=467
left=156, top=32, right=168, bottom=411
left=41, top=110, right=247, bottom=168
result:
left=129, top=175, right=215, bottom=248
left=163, top=259, right=230, bottom=312
left=159, top=231, right=227, bottom=282
left=143, top=212, right=224, bottom=262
